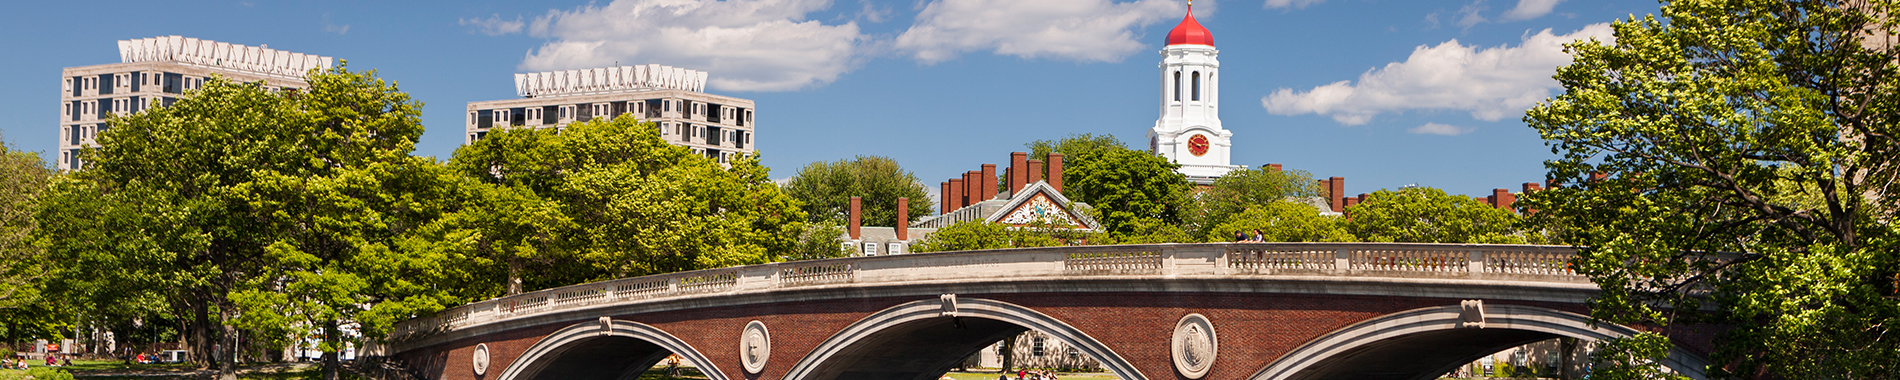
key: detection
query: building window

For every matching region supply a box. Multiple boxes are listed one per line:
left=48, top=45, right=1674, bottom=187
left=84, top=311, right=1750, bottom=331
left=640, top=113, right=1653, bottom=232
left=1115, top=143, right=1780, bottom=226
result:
left=888, top=243, right=904, bottom=255
left=1031, top=337, right=1046, bottom=356
left=62, top=103, right=70, bottom=116
left=745, top=110, right=753, bottom=123
left=468, top=112, right=476, bottom=125
left=1173, top=71, right=1181, bottom=101
left=861, top=242, right=877, bottom=256
left=63, top=78, right=72, bottom=92
left=1191, top=71, right=1201, bottom=101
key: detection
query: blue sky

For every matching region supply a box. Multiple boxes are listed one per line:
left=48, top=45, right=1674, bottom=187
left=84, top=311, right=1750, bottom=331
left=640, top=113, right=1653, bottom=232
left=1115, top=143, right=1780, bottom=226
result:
left=0, top=0, right=1664, bottom=204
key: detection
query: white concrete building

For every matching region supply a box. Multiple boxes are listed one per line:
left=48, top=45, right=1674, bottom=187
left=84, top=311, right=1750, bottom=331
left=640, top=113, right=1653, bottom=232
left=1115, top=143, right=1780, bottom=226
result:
left=465, top=65, right=757, bottom=164
left=1149, top=6, right=1240, bottom=184
left=57, top=36, right=334, bottom=170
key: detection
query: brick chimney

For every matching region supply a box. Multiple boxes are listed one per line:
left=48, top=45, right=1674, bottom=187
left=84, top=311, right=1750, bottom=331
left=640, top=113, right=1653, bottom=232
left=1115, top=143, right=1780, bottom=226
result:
left=947, top=178, right=964, bottom=211
left=1267, top=163, right=1282, bottom=172
left=1048, top=153, right=1065, bottom=193
left=1028, top=159, right=1043, bottom=183
left=964, top=171, right=980, bottom=205
left=1357, top=193, right=1369, bottom=205
left=981, top=164, right=998, bottom=201
left=1492, top=188, right=1516, bottom=211
left=848, top=196, right=862, bottom=240
left=896, top=197, right=909, bottom=240
left=1343, top=197, right=1360, bottom=208
left=939, top=182, right=950, bottom=215
left=1010, top=152, right=1028, bottom=195
left=1328, top=177, right=1345, bottom=213
left=1522, top=182, right=1543, bottom=193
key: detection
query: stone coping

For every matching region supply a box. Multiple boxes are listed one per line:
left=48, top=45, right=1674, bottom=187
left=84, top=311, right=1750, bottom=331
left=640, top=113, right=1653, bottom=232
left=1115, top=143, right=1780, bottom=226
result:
left=387, top=242, right=1588, bottom=352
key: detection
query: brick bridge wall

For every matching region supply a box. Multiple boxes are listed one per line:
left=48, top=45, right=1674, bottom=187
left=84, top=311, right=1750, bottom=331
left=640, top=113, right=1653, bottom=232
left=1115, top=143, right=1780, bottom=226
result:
left=398, top=292, right=1629, bottom=380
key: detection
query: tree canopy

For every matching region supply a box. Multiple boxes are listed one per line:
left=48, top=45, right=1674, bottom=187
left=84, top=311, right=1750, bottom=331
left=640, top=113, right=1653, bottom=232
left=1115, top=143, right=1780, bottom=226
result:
left=1345, top=187, right=1527, bottom=244
left=1523, top=0, right=1900, bottom=378
left=445, top=115, right=808, bottom=293
left=783, top=156, right=934, bottom=227
left=1188, top=167, right=1324, bottom=238
left=1033, top=135, right=1193, bottom=235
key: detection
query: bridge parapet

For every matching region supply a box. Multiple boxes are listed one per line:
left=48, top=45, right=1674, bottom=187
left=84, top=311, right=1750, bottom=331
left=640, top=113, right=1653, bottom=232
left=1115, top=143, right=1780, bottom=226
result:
left=392, top=243, right=1585, bottom=344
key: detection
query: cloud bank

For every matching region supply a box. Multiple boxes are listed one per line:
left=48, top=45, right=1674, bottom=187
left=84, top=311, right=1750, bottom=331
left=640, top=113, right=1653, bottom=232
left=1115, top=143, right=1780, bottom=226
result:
left=516, top=0, right=864, bottom=92
left=895, top=0, right=1190, bottom=64
left=1262, top=23, right=1612, bottom=125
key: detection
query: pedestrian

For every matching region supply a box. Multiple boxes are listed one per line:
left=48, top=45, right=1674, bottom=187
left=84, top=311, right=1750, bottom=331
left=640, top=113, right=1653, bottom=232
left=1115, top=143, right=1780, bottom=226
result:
left=1233, top=231, right=1247, bottom=242
left=1251, top=229, right=1265, bottom=242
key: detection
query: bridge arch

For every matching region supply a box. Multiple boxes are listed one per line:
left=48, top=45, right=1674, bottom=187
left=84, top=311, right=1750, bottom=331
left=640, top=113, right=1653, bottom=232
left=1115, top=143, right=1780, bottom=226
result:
left=494, top=319, right=728, bottom=380
left=783, top=297, right=1146, bottom=380
left=1250, top=304, right=1709, bottom=380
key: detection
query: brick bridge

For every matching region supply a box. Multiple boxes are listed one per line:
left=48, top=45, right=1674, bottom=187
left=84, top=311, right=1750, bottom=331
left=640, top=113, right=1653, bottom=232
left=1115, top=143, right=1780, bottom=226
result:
left=384, top=243, right=1714, bottom=380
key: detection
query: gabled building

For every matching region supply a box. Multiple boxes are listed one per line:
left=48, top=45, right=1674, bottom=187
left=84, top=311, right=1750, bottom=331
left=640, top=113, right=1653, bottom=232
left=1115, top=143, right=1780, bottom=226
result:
left=840, top=152, right=1101, bottom=257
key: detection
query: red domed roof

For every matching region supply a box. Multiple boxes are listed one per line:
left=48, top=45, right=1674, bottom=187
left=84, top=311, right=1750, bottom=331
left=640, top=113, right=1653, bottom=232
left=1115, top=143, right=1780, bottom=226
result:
left=1166, top=8, right=1214, bottom=47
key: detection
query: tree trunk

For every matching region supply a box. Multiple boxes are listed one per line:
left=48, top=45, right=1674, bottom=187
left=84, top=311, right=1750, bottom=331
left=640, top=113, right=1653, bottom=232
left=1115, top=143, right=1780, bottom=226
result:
left=191, top=295, right=213, bottom=370
left=999, top=334, right=1018, bottom=374
left=218, top=305, right=237, bottom=380
left=323, top=320, right=341, bottom=380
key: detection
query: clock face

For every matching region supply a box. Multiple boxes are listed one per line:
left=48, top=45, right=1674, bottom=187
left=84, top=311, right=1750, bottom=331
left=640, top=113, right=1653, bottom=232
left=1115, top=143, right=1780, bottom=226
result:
left=1187, top=134, right=1210, bottom=157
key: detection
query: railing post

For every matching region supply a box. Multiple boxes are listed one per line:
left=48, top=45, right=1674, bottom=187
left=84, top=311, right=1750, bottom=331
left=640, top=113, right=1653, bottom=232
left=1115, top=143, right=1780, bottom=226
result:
left=1468, top=250, right=1486, bottom=277
left=1334, top=248, right=1350, bottom=272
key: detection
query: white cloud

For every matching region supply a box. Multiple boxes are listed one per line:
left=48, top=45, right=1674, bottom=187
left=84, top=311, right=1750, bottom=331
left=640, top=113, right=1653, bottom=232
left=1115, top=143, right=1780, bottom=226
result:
left=520, top=0, right=864, bottom=92
left=1409, top=122, right=1475, bottom=136
left=461, top=14, right=526, bottom=36
left=1264, top=0, right=1325, bottom=9
left=1501, top=0, right=1563, bottom=21
left=1262, top=23, right=1612, bottom=125
left=894, top=0, right=1189, bottom=64
left=1456, top=1, right=1488, bottom=28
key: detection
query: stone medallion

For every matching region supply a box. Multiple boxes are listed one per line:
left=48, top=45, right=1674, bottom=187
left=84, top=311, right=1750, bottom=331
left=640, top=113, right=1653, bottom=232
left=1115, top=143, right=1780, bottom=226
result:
left=1170, top=313, right=1217, bottom=379
left=741, top=321, right=771, bottom=374
left=472, top=343, right=491, bottom=376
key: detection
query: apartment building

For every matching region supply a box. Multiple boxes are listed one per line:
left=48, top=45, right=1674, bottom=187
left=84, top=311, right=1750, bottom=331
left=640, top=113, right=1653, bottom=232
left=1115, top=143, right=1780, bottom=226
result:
left=465, top=64, right=756, bottom=163
left=57, top=36, right=334, bottom=170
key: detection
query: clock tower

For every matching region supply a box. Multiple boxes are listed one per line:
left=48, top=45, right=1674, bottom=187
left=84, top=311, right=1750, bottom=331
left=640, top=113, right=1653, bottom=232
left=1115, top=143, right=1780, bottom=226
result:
left=1149, top=3, right=1237, bottom=183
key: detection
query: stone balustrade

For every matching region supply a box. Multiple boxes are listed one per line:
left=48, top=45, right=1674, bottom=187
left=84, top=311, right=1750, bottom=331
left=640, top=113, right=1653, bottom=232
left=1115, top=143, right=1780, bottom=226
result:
left=390, top=242, right=1584, bottom=342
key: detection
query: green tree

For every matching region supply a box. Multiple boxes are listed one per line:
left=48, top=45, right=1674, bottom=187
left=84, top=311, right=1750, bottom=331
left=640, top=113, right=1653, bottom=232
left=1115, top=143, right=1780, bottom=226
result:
left=1208, top=202, right=1353, bottom=243
left=1188, top=167, right=1324, bottom=237
left=1344, top=187, right=1525, bottom=244
left=783, top=156, right=934, bottom=227
left=1521, top=1, right=1900, bottom=378
left=446, top=115, right=808, bottom=292
left=911, top=221, right=1078, bottom=253
left=0, top=141, right=51, bottom=310
left=1025, top=133, right=1124, bottom=171
left=1060, top=144, right=1193, bottom=235
left=38, top=66, right=445, bottom=380
left=39, top=74, right=298, bottom=378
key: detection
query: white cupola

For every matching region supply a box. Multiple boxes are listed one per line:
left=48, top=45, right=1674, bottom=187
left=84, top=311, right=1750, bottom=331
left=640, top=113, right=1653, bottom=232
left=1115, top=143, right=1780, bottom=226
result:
left=1149, top=4, right=1238, bottom=183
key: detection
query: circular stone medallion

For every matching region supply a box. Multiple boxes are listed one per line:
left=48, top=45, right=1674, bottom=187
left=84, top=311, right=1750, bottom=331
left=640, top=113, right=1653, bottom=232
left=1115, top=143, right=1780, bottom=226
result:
left=472, top=343, right=491, bottom=376
left=1170, top=313, right=1217, bottom=379
left=740, top=321, right=771, bottom=374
